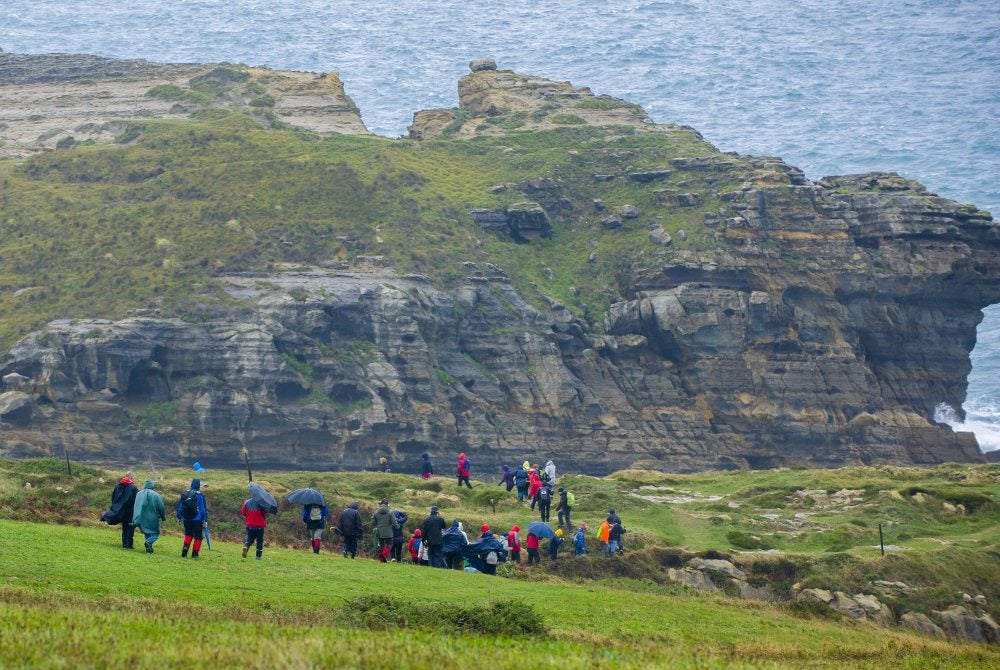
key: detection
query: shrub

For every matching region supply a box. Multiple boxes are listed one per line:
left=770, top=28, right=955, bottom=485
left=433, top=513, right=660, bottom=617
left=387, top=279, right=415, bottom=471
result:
left=549, top=114, right=586, bottom=125
left=340, top=595, right=546, bottom=636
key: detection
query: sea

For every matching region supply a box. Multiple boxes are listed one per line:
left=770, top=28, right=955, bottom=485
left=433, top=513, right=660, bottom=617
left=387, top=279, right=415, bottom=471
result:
left=2, top=0, right=998, bottom=452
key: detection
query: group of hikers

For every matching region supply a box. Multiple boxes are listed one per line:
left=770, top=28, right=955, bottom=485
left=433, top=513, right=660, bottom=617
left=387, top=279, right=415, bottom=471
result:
left=100, top=455, right=627, bottom=571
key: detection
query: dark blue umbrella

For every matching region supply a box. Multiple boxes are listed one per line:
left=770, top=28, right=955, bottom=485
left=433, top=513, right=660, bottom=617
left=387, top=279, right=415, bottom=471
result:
left=286, top=487, right=325, bottom=506
left=249, top=482, right=278, bottom=514
left=527, top=521, right=555, bottom=538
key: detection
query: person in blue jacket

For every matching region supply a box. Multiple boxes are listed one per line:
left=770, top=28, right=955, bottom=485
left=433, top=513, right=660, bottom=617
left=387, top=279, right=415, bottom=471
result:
left=303, top=502, right=329, bottom=554
left=498, top=464, right=515, bottom=492
left=513, top=463, right=529, bottom=502
left=176, top=478, right=208, bottom=558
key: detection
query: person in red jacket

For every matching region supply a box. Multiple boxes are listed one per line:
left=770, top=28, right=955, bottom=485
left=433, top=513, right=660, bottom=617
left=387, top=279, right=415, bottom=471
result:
left=525, top=531, right=541, bottom=565
left=456, top=452, right=473, bottom=489
left=507, top=525, right=521, bottom=563
left=528, top=470, right=542, bottom=510
left=407, top=529, right=423, bottom=564
left=240, top=498, right=267, bottom=560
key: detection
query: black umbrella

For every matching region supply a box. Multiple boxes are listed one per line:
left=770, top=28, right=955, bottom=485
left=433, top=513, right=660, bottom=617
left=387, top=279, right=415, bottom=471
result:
left=527, top=521, right=555, bottom=539
left=286, top=487, right=326, bottom=506
left=249, top=482, right=278, bottom=514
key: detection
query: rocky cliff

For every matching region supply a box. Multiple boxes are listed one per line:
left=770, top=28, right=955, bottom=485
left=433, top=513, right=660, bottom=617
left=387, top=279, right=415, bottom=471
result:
left=1, top=54, right=997, bottom=473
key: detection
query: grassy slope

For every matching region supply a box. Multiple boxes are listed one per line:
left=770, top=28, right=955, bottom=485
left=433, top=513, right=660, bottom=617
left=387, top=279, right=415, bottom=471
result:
left=1, top=521, right=996, bottom=670
left=0, top=113, right=720, bottom=351
left=0, top=459, right=997, bottom=668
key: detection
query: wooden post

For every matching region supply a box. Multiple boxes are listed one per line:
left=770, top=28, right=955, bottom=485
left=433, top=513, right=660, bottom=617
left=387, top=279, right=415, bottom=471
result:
left=878, top=522, right=885, bottom=557
left=64, top=446, right=72, bottom=476
left=242, top=448, right=253, bottom=482
left=490, top=498, right=496, bottom=513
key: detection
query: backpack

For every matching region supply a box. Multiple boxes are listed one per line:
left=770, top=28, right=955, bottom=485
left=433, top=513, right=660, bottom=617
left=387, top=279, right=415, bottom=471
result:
left=486, top=551, right=499, bottom=565
left=412, top=537, right=422, bottom=553
left=539, top=488, right=550, bottom=502
left=566, top=491, right=575, bottom=507
left=180, top=489, right=200, bottom=520
left=309, top=505, right=323, bottom=521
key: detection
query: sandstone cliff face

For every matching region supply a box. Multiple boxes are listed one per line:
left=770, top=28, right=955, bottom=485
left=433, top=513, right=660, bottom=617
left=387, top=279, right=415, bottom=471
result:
left=0, top=57, right=997, bottom=473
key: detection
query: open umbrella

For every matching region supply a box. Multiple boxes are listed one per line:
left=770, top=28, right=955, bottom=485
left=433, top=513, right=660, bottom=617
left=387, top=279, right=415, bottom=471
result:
left=527, top=521, right=555, bottom=539
left=286, top=487, right=326, bottom=506
left=249, top=482, right=278, bottom=514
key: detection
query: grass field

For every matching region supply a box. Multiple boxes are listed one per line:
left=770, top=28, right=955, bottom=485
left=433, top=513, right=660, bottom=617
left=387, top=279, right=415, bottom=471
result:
left=0, top=459, right=997, bottom=668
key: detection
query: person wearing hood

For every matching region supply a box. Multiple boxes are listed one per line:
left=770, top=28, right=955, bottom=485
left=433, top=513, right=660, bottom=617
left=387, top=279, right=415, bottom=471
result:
left=420, top=506, right=447, bottom=568
left=456, top=452, right=472, bottom=489
left=176, top=478, right=208, bottom=559
left=498, top=465, right=515, bottom=492
left=573, top=523, right=588, bottom=556
left=549, top=528, right=564, bottom=563
left=390, top=509, right=408, bottom=563
left=528, top=470, right=542, bottom=510
left=507, top=525, right=522, bottom=562
left=372, top=498, right=400, bottom=562
left=526, top=531, right=541, bottom=565
left=101, top=471, right=138, bottom=549
left=608, top=509, right=624, bottom=557
left=475, top=525, right=503, bottom=575
left=544, top=460, right=557, bottom=485
left=513, top=463, right=529, bottom=502
left=421, top=452, right=433, bottom=479
left=132, top=479, right=166, bottom=553
left=337, top=501, right=363, bottom=559
left=240, top=497, right=267, bottom=560
left=407, top=529, right=422, bottom=564
left=441, top=520, right=469, bottom=570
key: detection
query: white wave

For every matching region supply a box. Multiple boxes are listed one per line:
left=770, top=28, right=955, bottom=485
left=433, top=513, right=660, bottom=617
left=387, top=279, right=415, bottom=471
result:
left=934, top=403, right=1000, bottom=453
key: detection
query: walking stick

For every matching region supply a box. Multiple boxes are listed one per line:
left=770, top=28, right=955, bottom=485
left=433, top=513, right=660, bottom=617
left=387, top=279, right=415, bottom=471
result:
left=242, top=447, right=253, bottom=482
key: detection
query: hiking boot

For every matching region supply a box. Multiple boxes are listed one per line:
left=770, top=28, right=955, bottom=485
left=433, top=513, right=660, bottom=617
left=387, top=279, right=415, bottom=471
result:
left=255, top=553, right=262, bottom=560
left=145, top=542, right=153, bottom=554
left=191, top=550, right=199, bottom=559
left=242, top=546, right=248, bottom=559
left=181, top=546, right=189, bottom=558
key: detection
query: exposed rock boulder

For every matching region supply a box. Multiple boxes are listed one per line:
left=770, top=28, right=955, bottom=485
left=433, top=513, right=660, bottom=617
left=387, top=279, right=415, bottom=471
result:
left=0, top=391, right=33, bottom=426
left=931, top=605, right=986, bottom=643
left=900, top=613, right=946, bottom=639
left=667, top=567, right=716, bottom=591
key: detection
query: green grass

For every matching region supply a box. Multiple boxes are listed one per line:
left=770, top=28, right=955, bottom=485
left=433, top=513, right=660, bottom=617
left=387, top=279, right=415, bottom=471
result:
left=1, top=518, right=996, bottom=669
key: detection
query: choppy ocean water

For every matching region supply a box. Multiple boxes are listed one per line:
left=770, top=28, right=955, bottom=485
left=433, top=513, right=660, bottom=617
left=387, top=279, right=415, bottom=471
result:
left=2, top=0, right=998, bottom=451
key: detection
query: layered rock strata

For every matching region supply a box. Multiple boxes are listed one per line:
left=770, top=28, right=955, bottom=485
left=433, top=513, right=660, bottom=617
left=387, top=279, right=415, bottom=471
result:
left=1, top=56, right=998, bottom=473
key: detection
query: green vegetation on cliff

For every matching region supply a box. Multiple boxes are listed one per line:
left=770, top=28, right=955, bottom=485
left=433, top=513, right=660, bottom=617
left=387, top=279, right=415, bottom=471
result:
left=0, top=111, right=726, bottom=351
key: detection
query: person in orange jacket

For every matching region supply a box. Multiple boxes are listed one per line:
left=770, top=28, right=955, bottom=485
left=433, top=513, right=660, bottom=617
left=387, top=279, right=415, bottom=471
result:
left=597, top=519, right=611, bottom=557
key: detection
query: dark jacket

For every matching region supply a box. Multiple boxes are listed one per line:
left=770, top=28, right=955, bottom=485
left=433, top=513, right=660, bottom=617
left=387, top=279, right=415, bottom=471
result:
left=421, top=454, right=433, bottom=476
left=549, top=535, right=564, bottom=558
left=391, top=510, right=408, bottom=543
left=337, top=503, right=363, bottom=537
left=462, top=531, right=507, bottom=566
left=609, top=522, right=623, bottom=542
left=441, top=520, right=469, bottom=554
left=608, top=512, right=622, bottom=527
left=420, top=511, right=447, bottom=545
left=513, top=467, right=528, bottom=488
left=556, top=489, right=569, bottom=512
left=101, top=476, right=138, bottom=525
left=499, top=465, right=515, bottom=491
left=372, top=504, right=400, bottom=540
left=176, top=478, right=207, bottom=522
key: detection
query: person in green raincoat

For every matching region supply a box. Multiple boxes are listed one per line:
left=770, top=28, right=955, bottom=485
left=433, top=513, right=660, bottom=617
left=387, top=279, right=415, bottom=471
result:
left=132, top=479, right=166, bottom=553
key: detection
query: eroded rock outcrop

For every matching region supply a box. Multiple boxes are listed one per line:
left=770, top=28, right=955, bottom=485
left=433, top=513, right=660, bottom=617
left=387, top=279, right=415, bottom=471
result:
left=0, top=51, right=367, bottom=158
left=1, top=55, right=998, bottom=472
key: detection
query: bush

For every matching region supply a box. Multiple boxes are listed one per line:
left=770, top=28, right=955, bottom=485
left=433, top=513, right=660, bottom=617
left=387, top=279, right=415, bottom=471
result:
left=340, top=595, right=546, bottom=636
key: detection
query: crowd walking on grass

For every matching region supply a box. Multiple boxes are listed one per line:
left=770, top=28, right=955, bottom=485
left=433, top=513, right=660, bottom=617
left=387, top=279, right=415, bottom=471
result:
left=100, top=454, right=627, bottom=574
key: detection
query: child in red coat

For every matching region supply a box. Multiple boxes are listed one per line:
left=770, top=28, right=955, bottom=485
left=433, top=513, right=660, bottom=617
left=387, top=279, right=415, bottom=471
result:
left=407, top=529, right=423, bottom=564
